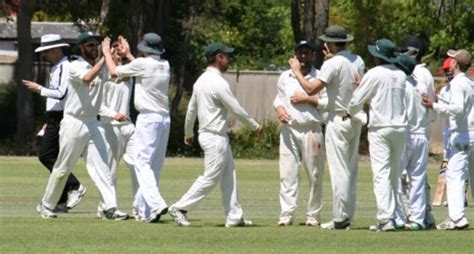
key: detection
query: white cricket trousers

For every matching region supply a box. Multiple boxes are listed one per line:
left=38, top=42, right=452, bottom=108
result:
left=469, top=130, right=474, bottom=202
left=395, top=133, right=428, bottom=226
left=446, top=131, right=470, bottom=221
left=99, top=122, right=139, bottom=211
left=172, top=132, right=244, bottom=224
left=279, top=124, right=324, bottom=220
left=42, top=115, right=117, bottom=210
left=325, top=115, right=362, bottom=222
left=133, top=112, right=169, bottom=218
left=368, top=127, right=407, bottom=224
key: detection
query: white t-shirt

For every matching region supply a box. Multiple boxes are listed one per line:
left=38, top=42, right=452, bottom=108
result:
left=65, top=57, right=106, bottom=118
left=348, top=64, right=407, bottom=128
left=184, top=67, right=258, bottom=137
left=404, top=76, right=430, bottom=135
left=40, top=56, right=70, bottom=112
left=434, top=73, right=473, bottom=132
left=273, top=67, right=323, bottom=126
left=116, top=55, right=170, bottom=114
left=317, top=50, right=361, bottom=116
left=99, top=77, right=133, bottom=125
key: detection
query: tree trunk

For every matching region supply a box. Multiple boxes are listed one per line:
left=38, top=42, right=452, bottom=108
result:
left=97, top=0, right=111, bottom=33
left=290, top=0, right=302, bottom=43
left=15, top=0, right=36, bottom=151
left=313, top=0, right=329, bottom=68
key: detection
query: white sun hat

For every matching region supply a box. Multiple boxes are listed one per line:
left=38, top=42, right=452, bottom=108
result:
left=35, top=34, right=70, bottom=53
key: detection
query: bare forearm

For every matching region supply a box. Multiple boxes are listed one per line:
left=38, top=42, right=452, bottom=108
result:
left=83, top=57, right=105, bottom=84
left=103, top=52, right=117, bottom=77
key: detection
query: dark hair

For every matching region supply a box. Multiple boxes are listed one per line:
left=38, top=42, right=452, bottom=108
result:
left=207, top=54, right=217, bottom=65
left=335, top=42, right=346, bottom=47
left=459, top=63, right=470, bottom=72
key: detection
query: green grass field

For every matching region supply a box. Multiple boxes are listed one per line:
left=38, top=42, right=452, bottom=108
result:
left=1, top=156, right=473, bottom=253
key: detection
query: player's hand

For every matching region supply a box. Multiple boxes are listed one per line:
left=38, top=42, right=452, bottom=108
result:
left=256, top=124, right=263, bottom=134
left=288, top=56, right=301, bottom=72
left=290, top=92, right=309, bottom=105
left=276, top=106, right=291, bottom=124
left=184, top=137, right=193, bottom=147
left=323, top=42, right=334, bottom=59
left=113, top=113, right=128, bottom=122
left=117, top=36, right=131, bottom=57
left=352, top=72, right=361, bottom=86
left=22, top=80, right=41, bottom=93
left=102, top=37, right=111, bottom=55
left=421, top=92, right=433, bottom=109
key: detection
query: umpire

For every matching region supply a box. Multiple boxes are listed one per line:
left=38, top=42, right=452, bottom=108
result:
left=22, top=34, right=86, bottom=212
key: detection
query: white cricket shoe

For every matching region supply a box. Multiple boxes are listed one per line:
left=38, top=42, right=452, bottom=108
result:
left=132, top=207, right=140, bottom=221
left=277, top=215, right=293, bottom=226
left=36, top=203, right=57, bottom=219
left=67, top=185, right=86, bottom=209
left=168, top=206, right=191, bottom=226
left=99, top=208, right=130, bottom=221
left=146, top=207, right=168, bottom=223
left=225, top=218, right=253, bottom=228
left=437, top=217, right=469, bottom=230
left=305, top=217, right=320, bottom=227
left=369, top=220, right=396, bottom=232
left=321, top=219, right=351, bottom=230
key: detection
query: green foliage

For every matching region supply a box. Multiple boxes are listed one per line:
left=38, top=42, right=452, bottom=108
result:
left=229, top=120, right=280, bottom=159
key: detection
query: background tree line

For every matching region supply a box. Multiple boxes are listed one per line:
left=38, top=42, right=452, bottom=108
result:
left=2, top=0, right=473, bottom=156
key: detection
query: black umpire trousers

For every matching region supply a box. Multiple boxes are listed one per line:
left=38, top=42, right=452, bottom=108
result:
left=38, top=111, right=81, bottom=205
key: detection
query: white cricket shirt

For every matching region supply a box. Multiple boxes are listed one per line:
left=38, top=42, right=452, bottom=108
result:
left=273, top=68, right=323, bottom=126
left=99, top=77, right=132, bottom=125
left=348, top=64, right=407, bottom=128
left=185, top=67, right=258, bottom=137
left=116, top=55, right=170, bottom=114
left=404, top=76, right=430, bottom=135
left=434, top=73, right=473, bottom=132
left=65, top=57, right=106, bottom=118
left=317, top=50, right=362, bottom=116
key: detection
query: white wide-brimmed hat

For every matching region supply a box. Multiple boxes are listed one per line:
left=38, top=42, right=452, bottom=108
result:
left=35, top=34, right=70, bottom=53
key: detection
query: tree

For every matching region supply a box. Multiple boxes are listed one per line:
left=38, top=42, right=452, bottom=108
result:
left=291, top=0, right=330, bottom=68
left=15, top=0, right=36, bottom=148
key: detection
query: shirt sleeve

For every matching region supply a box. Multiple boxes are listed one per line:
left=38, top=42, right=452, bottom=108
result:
left=217, top=81, right=259, bottom=129
left=317, top=60, right=335, bottom=85
left=184, top=92, right=198, bottom=138
left=116, top=58, right=146, bottom=78
left=348, top=72, right=377, bottom=115
left=40, top=63, right=68, bottom=100
left=432, top=82, right=464, bottom=118
left=68, top=61, right=89, bottom=82
left=272, top=74, right=286, bottom=110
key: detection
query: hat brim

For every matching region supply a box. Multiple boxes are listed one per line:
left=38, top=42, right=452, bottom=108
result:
left=77, top=35, right=103, bottom=45
left=35, top=43, right=70, bottom=53
left=137, top=43, right=165, bottom=55
left=294, top=44, right=314, bottom=51
left=368, top=45, right=397, bottom=63
left=318, top=34, right=354, bottom=42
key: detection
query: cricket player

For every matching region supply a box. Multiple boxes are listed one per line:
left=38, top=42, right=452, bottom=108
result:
left=347, top=39, right=407, bottom=232
left=97, top=40, right=139, bottom=220
left=288, top=26, right=366, bottom=230
left=421, top=49, right=472, bottom=230
left=274, top=40, right=325, bottom=227
left=103, top=33, right=170, bottom=223
left=168, top=42, right=262, bottom=227
left=22, top=34, right=85, bottom=212
left=36, top=32, right=123, bottom=220
left=393, top=54, right=430, bottom=230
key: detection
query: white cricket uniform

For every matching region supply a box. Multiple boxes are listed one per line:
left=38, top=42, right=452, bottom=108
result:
left=98, top=77, right=139, bottom=212
left=348, top=64, right=407, bottom=224
left=317, top=50, right=365, bottom=223
left=115, top=55, right=170, bottom=219
left=466, top=76, right=474, bottom=202
left=394, top=76, right=431, bottom=226
left=432, top=72, right=472, bottom=221
left=174, top=66, right=259, bottom=225
left=273, top=68, right=325, bottom=221
left=41, top=57, right=117, bottom=210
left=40, top=56, right=70, bottom=109
left=438, top=84, right=452, bottom=160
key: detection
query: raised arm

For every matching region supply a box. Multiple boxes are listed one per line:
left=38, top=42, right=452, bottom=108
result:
left=288, top=57, right=326, bottom=95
